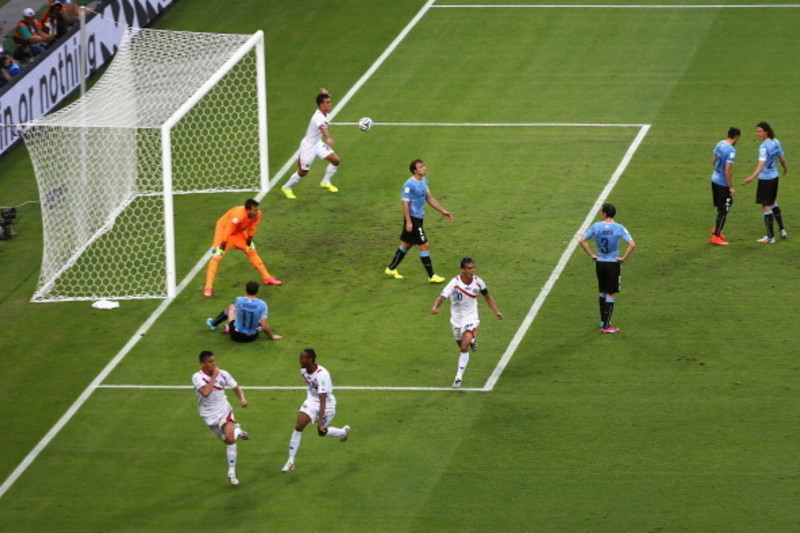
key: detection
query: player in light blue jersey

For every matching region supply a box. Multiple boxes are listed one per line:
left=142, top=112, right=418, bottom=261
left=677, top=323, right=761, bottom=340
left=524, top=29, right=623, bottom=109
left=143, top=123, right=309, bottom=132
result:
left=578, top=203, right=636, bottom=334
left=384, top=159, right=453, bottom=283
left=741, top=121, right=788, bottom=243
left=709, top=127, right=740, bottom=246
left=206, top=281, right=282, bottom=342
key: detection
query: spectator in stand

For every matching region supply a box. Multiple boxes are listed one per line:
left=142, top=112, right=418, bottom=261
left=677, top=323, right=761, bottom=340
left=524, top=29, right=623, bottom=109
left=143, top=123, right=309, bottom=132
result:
left=13, top=8, right=55, bottom=58
left=42, top=1, right=79, bottom=38
left=0, top=52, right=22, bottom=87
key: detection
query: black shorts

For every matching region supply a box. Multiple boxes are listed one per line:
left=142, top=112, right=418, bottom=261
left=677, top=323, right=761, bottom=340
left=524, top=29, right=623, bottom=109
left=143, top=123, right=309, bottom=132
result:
left=400, top=217, right=427, bottom=245
left=756, top=178, right=779, bottom=206
left=711, top=182, right=733, bottom=210
left=596, top=261, right=621, bottom=294
left=230, top=323, right=259, bottom=343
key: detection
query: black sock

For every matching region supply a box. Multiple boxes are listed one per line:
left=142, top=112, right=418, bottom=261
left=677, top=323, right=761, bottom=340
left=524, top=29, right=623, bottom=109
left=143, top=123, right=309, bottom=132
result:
left=388, top=247, right=407, bottom=270
left=600, top=301, right=611, bottom=329
left=715, top=212, right=727, bottom=236
left=773, top=205, right=785, bottom=231
left=598, top=295, right=605, bottom=323
left=607, top=301, right=614, bottom=326
left=420, top=255, right=434, bottom=277
left=211, top=310, right=228, bottom=327
left=765, top=213, right=775, bottom=239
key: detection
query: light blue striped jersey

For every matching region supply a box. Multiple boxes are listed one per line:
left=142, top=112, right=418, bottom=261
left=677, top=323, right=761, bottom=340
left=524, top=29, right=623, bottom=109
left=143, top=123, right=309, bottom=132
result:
left=758, top=138, right=784, bottom=180
left=402, top=176, right=429, bottom=219
left=711, top=140, right=737, bottom=187
left=233, top=296, right=268, bottom=336
left=584, top=221, right=633, bottom=262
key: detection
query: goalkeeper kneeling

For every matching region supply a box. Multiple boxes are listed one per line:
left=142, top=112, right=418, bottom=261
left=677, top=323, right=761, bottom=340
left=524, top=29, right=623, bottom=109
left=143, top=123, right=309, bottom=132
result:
left=204, top=198, right=282, bottom=297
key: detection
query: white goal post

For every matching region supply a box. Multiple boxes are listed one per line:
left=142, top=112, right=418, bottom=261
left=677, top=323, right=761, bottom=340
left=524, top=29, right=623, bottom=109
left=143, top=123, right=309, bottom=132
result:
left=22, top=28, right=269, bottom=302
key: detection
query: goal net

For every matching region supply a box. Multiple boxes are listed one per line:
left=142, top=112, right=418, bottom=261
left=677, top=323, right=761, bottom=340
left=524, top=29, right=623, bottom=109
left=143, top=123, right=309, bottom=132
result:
left=23, top=27, right=268, bottom=302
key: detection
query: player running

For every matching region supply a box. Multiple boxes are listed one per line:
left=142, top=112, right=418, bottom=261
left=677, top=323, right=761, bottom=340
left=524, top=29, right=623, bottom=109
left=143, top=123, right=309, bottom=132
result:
left=431, top=257, right=503, bottom=388
left=192, top=350, right=249, bottom=486
left=281, top=88, right=341, bottom=198
left=281, top=348, right=350, bottom=473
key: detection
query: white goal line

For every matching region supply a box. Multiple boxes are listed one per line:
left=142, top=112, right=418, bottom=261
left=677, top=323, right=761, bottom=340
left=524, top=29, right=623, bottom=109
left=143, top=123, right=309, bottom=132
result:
left=432, top=4, right=800, bottom=9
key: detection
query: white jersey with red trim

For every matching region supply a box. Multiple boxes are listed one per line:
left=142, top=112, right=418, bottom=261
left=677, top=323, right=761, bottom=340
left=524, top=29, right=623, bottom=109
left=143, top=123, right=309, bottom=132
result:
left=192, top=369, right=237, bottom=420
left=301, top=364, right=336, bottom=404
left=440, top=274, right=487, bottom=325
left=300, top=109, right=329, bottom=149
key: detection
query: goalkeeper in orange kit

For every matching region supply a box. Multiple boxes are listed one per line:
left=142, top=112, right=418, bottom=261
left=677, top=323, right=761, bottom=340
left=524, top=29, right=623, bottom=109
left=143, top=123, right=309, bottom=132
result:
left=204, top=198, right=282, bottom=297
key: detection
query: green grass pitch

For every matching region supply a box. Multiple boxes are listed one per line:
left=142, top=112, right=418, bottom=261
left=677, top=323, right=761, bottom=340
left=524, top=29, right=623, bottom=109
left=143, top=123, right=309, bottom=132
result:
left=1, top=0, right=799, bottom=531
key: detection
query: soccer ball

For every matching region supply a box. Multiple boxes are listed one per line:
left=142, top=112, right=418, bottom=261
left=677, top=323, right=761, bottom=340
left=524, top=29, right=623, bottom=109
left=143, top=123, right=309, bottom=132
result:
left=358, top=117, right=373, bottom=132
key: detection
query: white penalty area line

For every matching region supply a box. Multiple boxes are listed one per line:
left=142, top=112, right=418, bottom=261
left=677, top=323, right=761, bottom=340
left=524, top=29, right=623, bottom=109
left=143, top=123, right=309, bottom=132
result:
left=482, top=123, right=651, bottom=391
left=335, top=122, right=646, bottom=128
left=432, top=4, right=800, bottom=8
left=0, top=0, right=439, bottom=503
left=98, top=384, right=485, bottom=392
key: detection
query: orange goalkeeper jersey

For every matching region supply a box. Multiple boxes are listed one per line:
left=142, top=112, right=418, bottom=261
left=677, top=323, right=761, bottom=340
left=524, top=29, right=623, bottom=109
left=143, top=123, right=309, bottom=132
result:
left=213, top=206, right=261, bottom=245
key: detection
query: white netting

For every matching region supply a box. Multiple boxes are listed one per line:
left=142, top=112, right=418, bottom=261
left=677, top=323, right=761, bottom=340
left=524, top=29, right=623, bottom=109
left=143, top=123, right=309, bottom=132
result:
left=24, top=28, right=267, bottom=302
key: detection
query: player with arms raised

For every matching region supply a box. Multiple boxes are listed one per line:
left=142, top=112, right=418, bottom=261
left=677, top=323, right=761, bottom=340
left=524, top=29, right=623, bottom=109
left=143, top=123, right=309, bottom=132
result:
left=192, top=350, right=249, bottom=486
left=281, top=88, right=341, bottom=198
left=432, top=257, right=503, bottom=388
left=281, top=348, right=350, bottom=473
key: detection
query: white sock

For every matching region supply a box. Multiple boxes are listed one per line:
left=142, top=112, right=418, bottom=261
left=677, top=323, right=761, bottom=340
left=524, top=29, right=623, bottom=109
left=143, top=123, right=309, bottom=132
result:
left=325, top=426, right=346, bottom=438
left=226, top=444, right=237, bottom=473
left=234, top=425, right=243, bottom=440
left=284, top=172, right=302, bottom=189
left=458, top=352, right=470, bottom=373
left=321, top=164, right=338, bottom=185
left=288, top=429, right=303, bottom=459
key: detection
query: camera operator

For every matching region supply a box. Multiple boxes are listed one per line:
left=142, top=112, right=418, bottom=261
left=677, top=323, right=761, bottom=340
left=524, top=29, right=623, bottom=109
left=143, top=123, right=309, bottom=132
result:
left=0, top=208, right=17, bottom=240
left=42, top=1, right=77, bottom=39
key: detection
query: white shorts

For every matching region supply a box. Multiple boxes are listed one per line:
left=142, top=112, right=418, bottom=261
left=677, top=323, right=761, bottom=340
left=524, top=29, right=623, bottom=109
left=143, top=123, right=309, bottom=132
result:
left=298, top=141, right=334, bottom=171
left=204, top=409, right=236, bottom=441
left=451, top=318, right=480, bottom=341
left=299, top=398, right=336, bottom=428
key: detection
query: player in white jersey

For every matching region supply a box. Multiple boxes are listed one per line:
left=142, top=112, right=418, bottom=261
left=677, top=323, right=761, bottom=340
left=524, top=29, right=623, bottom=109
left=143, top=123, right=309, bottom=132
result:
left=432, top=257, right=503, bottom=388
left=192, top=350, right=249, bottom=486
left=281, top=348, right=350, bottom=472
left=281, top=88, right=342, bottom=199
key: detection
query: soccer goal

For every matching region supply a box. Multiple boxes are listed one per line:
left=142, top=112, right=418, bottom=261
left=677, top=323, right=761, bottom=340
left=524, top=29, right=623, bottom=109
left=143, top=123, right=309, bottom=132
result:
left=23, top=28, right=268, bottom=302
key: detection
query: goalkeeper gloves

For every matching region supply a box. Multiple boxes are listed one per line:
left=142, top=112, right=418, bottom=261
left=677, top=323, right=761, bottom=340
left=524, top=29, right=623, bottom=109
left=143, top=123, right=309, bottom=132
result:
left=210, top=246, right=226, bottom=258
left=246, top=240, right=256, bottom=252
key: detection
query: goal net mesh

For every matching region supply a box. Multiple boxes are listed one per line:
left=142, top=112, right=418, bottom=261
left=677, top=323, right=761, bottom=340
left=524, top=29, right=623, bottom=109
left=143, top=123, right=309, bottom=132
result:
left=24, top=28, right=265, bottom=302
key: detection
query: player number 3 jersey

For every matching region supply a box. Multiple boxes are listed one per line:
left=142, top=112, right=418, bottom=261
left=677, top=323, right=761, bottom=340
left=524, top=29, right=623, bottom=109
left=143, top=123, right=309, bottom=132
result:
left=440, top=275, right=487, bottom=324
